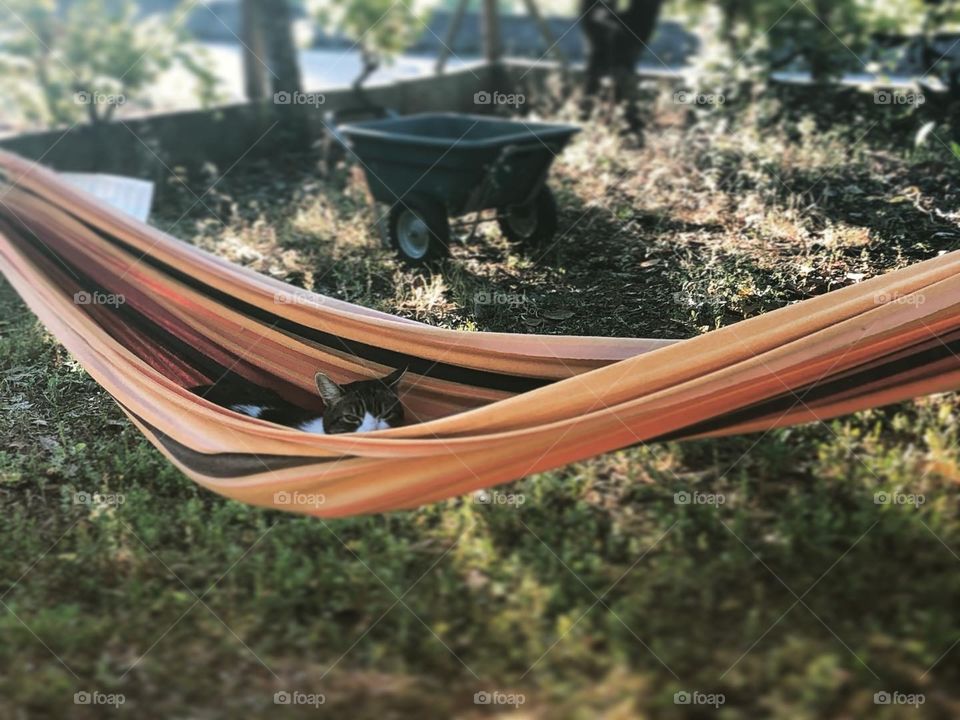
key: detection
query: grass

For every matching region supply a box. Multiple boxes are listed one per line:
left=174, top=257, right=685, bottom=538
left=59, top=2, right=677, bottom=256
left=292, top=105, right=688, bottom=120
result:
left=2, top=94, right=960, bottom=718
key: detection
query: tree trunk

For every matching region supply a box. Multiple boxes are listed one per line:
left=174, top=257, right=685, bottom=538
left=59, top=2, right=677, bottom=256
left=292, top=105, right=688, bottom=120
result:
left=481, top=0, right=502, bottom=65
left=240, top=0, right=270, bottom=102
left=436, top=0, right=470, bottom=73
left=260, top=0, right=308, bottom=142
left=261, top=0, right=303, bottom=97
left=806, top=0, right=834, bottom=84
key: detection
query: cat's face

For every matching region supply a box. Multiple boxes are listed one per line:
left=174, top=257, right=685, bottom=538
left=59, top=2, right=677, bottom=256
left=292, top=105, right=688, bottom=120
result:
left=315, top=367, right=406, bottom=434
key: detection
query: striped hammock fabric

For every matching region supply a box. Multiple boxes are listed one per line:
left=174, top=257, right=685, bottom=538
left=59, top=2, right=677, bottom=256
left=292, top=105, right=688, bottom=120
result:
left=1, top=150, right=958, bottom=517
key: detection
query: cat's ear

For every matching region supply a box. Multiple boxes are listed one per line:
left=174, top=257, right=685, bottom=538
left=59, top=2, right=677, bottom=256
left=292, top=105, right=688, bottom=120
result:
left=381, top=366, right=406, bottom=389
left=314, top=372, right=343, bottom=403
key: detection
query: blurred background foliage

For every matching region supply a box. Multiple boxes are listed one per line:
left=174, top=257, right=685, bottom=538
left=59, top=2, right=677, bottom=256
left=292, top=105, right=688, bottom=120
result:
left=3, top=0, right=960, bottom=130
left=0, top=0, right=218, bottom=126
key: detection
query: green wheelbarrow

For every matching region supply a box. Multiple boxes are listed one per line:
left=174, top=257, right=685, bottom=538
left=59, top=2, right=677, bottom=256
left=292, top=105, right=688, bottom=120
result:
left=338, top=112, right=580, bottom=265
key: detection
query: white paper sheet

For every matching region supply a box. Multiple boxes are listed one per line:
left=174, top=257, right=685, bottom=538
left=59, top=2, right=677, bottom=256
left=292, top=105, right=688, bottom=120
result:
left=59, top=173, right=155, bottom=223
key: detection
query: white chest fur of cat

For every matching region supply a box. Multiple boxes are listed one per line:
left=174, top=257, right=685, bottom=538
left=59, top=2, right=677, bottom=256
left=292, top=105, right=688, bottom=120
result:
left=279, top=412, right=390, bottom=435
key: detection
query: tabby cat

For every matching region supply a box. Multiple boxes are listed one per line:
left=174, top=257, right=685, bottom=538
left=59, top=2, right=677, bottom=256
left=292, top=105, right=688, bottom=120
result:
left=191, top=367, right=405, bottom=434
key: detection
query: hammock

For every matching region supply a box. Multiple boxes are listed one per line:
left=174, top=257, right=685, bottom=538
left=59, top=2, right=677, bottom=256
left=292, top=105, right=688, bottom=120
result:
left=1, top=150, right=958, bottom=518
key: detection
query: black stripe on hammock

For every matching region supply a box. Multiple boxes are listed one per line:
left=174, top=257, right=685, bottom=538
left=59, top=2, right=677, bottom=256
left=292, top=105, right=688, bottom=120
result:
left=20, top=188, right=553, bottom=394
left=0, top=215, right=248, bottom=387
left=653, top=329, right=960, bottom=441
left=123, top=404, right=341, bottom=477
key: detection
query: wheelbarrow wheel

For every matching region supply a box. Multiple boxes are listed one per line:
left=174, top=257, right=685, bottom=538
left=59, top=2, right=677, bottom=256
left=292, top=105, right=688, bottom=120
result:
left=388, top=199, right=450, bottom=265
left=498, top=186, right=558, bottom=247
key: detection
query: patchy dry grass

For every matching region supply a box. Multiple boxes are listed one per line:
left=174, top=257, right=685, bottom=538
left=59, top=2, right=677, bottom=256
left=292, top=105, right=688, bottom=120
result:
left=2, top=97, right=960, bottom=718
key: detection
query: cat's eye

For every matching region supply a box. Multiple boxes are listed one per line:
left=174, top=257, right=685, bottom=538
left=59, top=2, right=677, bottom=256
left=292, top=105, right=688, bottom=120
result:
left=343, top=414, right=363, bottom=425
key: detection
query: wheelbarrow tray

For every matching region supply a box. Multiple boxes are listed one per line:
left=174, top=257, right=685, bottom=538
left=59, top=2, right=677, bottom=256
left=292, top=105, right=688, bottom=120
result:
left=339, top=113, right=579, bottom=215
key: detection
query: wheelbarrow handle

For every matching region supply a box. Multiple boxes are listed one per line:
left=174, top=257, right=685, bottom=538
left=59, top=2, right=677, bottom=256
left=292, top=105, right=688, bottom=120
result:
left=324, top=115, right=351, bottom=152
left=325, top=107, right=400, bottom=152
